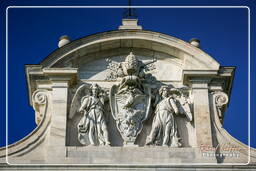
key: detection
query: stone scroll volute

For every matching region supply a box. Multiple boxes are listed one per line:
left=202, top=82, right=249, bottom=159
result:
left=32, top=89, right=49, bottom=125
left=212, top=91, right=229, bottom=123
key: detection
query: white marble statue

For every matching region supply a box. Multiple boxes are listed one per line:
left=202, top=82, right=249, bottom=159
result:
left=71, top=83, right=110, bottom=146
left=109, top=52, right=154, bottom=145
left=146, top=86, right=193, bottom=147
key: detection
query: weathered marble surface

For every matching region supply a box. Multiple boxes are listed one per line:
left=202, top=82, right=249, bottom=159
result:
left=1, top=24, right=255, bottom=171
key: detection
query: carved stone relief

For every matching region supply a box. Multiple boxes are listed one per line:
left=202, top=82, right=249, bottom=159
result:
left=32, top=90, right=48, bottom=125
left=108, top=52, right=155, bottom=146
left=70, top=83, right=110, bottom=146
left=69, top=52, right=194, bottom=147
left=212, top=91, right=229, bottom=123
left=146, top=86, right=193, bottom=147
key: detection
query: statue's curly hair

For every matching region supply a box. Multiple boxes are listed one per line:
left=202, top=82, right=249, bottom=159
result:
left=89, top=83, right=102, bottom=95
left=90, top=83, right=100, bottom=89
left=159, top=86, right=170, bottom=96
left=159, top=86, right=181, bottom=97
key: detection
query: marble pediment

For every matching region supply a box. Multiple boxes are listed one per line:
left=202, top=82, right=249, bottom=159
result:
left=1, top=28, right=255, bottom=168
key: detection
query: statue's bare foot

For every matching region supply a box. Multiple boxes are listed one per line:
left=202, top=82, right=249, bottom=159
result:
left=146, top=139, right=153, bottom=146
left=170, top=142, right=181, bottom=147
left=105, top=141, right=111, bottom=146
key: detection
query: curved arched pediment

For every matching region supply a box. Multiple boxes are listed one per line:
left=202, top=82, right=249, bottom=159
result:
left=9, top=26, right=254, bottom=166
left=41, top=30, right=220, bottom=71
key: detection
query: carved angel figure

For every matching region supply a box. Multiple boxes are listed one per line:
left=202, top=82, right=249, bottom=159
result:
left=70, top=83, right=110, bottom=146
left=146, top=86, right=193, bottom=147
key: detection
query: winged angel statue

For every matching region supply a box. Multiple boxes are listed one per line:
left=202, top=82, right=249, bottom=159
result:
left=69, top=83, right=110, bottom=146
left=146, top=86, right=193, bottom=147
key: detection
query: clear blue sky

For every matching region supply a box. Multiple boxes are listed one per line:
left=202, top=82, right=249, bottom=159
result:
left=0, top=0, right=255, bottom=148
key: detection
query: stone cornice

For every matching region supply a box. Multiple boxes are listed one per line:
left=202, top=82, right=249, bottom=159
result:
left=25, top=67, right=78, bottom=106
left=40, top=30, right=220, bottom=70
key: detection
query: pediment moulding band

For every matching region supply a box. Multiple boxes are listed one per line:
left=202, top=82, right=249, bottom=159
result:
left=40, top=30, right=219, bottom=70
left=2, top=21, right=254, bottom=166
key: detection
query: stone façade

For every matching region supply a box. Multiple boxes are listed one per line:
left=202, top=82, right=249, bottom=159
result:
left=0, top=19, right=255, bottom=170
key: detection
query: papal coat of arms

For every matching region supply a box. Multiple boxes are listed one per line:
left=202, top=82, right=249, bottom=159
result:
left=108, top=52, right=156, bottom=145
left=69, top=52, right=193, bottom=147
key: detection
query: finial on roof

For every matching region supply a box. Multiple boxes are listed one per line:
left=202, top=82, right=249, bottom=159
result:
left=58, top=35, right=70, bottom=48
left=118, top=19, right=142, bottom=30
left=119, top=0, right=142, bottom=30
left=189, top=38, right=200, bottom=48
left=122, top=0, right=137, bottom=19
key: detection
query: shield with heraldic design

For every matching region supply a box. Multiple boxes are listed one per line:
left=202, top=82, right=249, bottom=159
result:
left=109, top=84, right=151, bottom=146
left=106, top=52, right=156, bottom=146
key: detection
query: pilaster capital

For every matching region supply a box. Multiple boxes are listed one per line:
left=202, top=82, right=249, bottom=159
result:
left=189, top=78, right=211, bottom=89
left=182, top=70, right=217, bottom=89
left=43, top=68, right=78, bottom=87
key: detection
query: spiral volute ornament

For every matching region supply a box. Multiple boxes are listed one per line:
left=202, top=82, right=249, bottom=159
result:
left=32, top=90, right=48, bottom=125
left=33, top=91, right=47, bottom=105
left=215, top=91, right=229, bottom=108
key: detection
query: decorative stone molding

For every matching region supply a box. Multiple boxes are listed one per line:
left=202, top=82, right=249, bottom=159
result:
left=215, top=91, right=229, bottom=108
left=2, top=25, right=255, bottom=168
left=208, top=91, right=256, bottom=165
left=32, top=89, right=48, bottom=125
left=212, top=91, right=229, bottom=123
left=0, top=89, right=51, bottom=158
left=40, top=30, right=220, bottom=70
left=119, top=19, right=142, bottom=30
